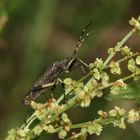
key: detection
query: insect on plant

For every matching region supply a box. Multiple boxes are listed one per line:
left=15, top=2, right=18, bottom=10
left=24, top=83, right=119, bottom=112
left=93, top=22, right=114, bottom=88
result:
left=22, top=23, right=92, bottom=105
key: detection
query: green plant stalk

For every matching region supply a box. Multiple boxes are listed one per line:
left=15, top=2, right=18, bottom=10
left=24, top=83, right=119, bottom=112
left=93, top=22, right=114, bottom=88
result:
left=104, top=51, right=139, bottom=69
left=65, top=110, right=140, bottom=140
left=103, top=29, right=136, bottom=67
left=55, top=117, right=116, bottom=132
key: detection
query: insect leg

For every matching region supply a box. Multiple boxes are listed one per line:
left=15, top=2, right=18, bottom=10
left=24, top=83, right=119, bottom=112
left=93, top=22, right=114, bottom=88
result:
left=72, top=62, right=86, bottom=74
left=66, top=58, right=77, bottom=72
left=57, top=78, right=67, bottom=104
left=77, top=58, right=89, bottom=68
left=57, top=78, right=63, bottom=84
left=50, top=81, right=57, bottom=99
left=80, top=65, right=86, bottom=74
left=51, top=83, right=56, bottom=91
left=69, top=58, right=88, bottom=74
left=50, top=79, right=64, bottom=98
left=66, top=60, right=86, bottom=74
left=61, top=82, right=67, bottom=104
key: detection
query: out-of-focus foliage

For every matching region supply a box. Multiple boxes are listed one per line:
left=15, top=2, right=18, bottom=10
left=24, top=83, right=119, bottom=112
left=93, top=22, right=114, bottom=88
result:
left=0, top=7, right=8, bottom=32
left=0, top=0, right=140, bottom=140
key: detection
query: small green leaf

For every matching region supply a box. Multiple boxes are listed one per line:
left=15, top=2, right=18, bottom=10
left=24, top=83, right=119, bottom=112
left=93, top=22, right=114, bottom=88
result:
left=63, top=78, right=73, bottom=85
left=128, top=58, right=136, bottom=72
left=136, top=56, right=140, bottom=65
left=61, top=113, right=70, bottom=123
left=33, top=126, right=42, bottom=136
left=108, top=48, right=114, bottom=54
left=93, top=68, right=101, bottom=80
left=101, top=72, right=109, bottom=87
left=47, top=125, right=55, bottom=133
left=111, top=86, right=121, bottom=95
left=89, top=63, right=95, bottom=69
left=113, top=118, right=126, bottom=129
left=94, top=58, right=104, bottom=69
left=138, top=16, right=140, bottom=22
left=121, top=46, right=131, bottom=55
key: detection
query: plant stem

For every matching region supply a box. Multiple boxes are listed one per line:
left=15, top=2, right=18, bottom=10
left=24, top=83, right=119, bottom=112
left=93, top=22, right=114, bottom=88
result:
left=103, top=29, right=136, bottom=67
left=104, top=51, right=139, bottom=69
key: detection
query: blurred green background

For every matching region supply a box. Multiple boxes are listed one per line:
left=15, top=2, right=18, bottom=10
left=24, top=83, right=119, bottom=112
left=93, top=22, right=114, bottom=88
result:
left=0, top=0, right=140, bottom=139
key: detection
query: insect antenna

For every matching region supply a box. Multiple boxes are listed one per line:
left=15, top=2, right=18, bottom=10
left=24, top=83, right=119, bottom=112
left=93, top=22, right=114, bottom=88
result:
left=72, top=22, right=92, bottom=57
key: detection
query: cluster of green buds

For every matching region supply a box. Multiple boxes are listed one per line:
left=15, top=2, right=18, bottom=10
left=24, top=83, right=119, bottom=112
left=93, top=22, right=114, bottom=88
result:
left=64, top=77, right=104, bottom=108
left=129, top=16, right=140, bottom=32
left=58, top=113, right=72, bottom=139
left=98, top=106, right=140, bottom=129
left=110, top=79, right=127, bottom=95
left=68, top=107, right=140, bottom=139
left=83, top=107, right=139, bottom=138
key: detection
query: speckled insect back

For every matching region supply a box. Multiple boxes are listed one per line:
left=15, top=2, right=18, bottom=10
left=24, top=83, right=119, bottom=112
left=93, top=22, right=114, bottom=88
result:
left=22, top=23, right=92, bottom=105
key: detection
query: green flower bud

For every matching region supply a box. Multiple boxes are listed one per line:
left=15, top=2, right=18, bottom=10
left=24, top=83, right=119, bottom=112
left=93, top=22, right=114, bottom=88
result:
left=87, top=122, right=103, bottom=136
left=109, top=61, right=121, bottom=75
left=58, top=130, right=67, bottom=139
left=108, top=48, right=114, bottom=54
left=80, top=95, right=91, bottom=107
left=47, top=125, right=55, bottom=133
left=33, top=125, right=43, bottom=136
left=127, top=109, right=140, bottom=124
left=61, top=113, right=70, bottom=123
left=63, top=78, right=73, bottom=85
left=128, top=58, right=136, bottom=73
left=121, top=46, right=131, bottom=55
